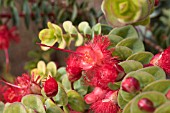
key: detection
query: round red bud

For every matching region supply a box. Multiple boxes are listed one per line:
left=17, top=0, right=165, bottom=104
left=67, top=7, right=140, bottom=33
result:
left=138, top=98, right=155, bottom=112
left=122, top=77, right=140, bottom=93
left=44, top=77, right=58, bottom=97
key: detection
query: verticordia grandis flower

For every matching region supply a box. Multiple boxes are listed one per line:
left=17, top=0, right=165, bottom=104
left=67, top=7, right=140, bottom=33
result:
left=101, top=0, right=155, bottom=27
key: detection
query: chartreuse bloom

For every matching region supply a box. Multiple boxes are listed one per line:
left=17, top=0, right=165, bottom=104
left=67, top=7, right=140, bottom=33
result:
left=102, top=0, right=155, bottom=27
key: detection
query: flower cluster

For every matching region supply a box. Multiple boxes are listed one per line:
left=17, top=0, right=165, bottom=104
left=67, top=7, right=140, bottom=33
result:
left=66, top=35, right=123, bottom=89
left=0, top=74, right=33, bottom=103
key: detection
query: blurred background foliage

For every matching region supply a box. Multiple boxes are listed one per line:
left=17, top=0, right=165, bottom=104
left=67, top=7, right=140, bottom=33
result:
left=0, top=0, right=170, bottom=76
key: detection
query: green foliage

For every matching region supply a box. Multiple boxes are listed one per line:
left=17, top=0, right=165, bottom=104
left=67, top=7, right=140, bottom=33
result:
left=21, top=95, right=46, bottom=113
left=67, top=90, right=85, bottom=112
left=38, top=21, right=102, bottom=50
left=101, top=0, right=154, bottom=27
left=3, top=102, right=27, bottom=113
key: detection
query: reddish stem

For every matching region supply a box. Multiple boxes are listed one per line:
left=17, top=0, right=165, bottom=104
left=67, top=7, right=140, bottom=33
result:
left=0, top=79, right=21, bottom=89
left=4, top=49, right=9, bottom=73
left=36, top=43, right=83, bottom=56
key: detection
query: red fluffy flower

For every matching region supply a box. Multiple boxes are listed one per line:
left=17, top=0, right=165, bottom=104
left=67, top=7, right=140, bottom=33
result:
left=77, top=35, right=112, bottom=70
left=66, top=35, right=113, bottom=82
left=1, top=74, right=41, bottom=103
left=44, top=77, right=58, bottom=97
left=89, top=90, right=120, bottom=113
left=150, top=46, right=170, bottom=75
left=158, top=47, right=170, bottom=75
left=66, top=54, right=82, bottom=82
left=84, top=63, right=118, bottom=89
left=90, top=100, right=119, bottom=113
left=2, top=74, right=31, bottom=103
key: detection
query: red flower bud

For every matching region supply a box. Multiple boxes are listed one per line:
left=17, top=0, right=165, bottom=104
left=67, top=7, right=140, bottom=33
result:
left=138, top=98, right=155, bottom=112
left=166, top=90, right=170, bottom=100
left=122, top=77, right=140, bottom=93
left=154, top=0, right=159, bottom=6
left=44, top=77, right=58, bottom=97
left=84, top=87, right=106, bottom=104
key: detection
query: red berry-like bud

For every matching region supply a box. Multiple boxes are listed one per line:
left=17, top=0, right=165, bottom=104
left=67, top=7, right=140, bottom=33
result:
left=44, top=77, right=58, bottom=97
left=155, top=0, right=159, bottom=6
left=166, top=90, right=170, bottom=100
left=138, top=98, right=155, bottom=112
left=122, top=77, right=140, bottom=93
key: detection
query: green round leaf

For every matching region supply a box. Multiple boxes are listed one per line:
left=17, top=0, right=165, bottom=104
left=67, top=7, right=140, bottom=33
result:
left=124, top=71, right=155, bottom=89
left=143, top=80, right=170, bottom=94
left=138, top=66, right=166, bottom=80
left=131, top=91, right=166, bottom=113
left=73, top=77, right=88, bottom=96
left=112, top=46, right=133, bottom=60
left=118, top=90, right=128, bottom=109
left=78, top=21, right=92, bottom=35
left=122, top=101, right=132, bottom=113
left=127, top=52, right=154, bottom=64
left=109, top=25, right=138, bottom=39
left=0, top=102, right=4, bottom=113
left=120, top=90, right=136, bottom=102
left=155, top=102, right=170, bottom=113
left=92, top=23, right=101, bottom=35
left=119, top=60, right=143, bottom=73
left=108, top=34, right=123, bottom=47
left=67, top=90, right=85, bottom=112
left=3, top=102, right=27, bottom=113
left=62, top=75, right=72, bottom=92
left=45, top=99, right=64, bottom=113
left=37, top=60, right=46, bottom=75
left=116, top=38, right=144, bottom=53
left=47, top=61, right=57, bottom=76
left=21, top=94, right=46, bottom=113
left=53, top=82, right=68, bottom=106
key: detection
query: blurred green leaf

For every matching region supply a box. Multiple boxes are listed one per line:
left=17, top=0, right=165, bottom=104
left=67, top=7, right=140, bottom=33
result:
left=21, top=94, right=46, bottom=113
left=3, top=103, right=27, bottom=113
left=71, top=3, right=78, bottom=21
left=10, top=2, right=19, bottom=26
left=67, top=90, right=85, bottom=112
left=23, top=0, right=30, bottom=29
